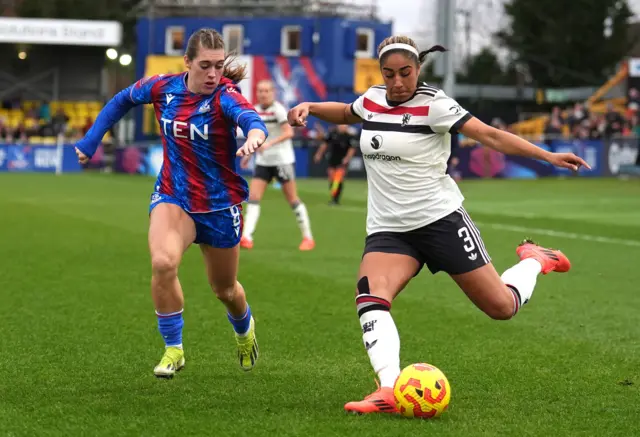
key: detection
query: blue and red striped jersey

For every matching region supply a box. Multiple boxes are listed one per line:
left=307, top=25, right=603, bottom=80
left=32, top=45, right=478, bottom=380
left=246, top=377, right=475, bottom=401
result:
left=77, top=72, right=268, bottom=212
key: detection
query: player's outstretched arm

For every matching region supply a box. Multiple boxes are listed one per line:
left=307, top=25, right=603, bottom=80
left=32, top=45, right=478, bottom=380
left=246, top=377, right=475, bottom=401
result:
left=74, top=90, right=135, bottom=163
left=459, top=117, right=591, bottom=172
left=75, top=76, right=162, bottom=163
left=288, top=102, right=361, bottom=126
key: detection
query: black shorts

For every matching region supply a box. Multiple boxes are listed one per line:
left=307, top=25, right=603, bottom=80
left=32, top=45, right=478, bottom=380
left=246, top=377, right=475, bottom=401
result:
left=253, top=164, right=295, bottom=183
left=363, top=207, right=491, bottom=275
left=328, top=158, right=345, bottom=169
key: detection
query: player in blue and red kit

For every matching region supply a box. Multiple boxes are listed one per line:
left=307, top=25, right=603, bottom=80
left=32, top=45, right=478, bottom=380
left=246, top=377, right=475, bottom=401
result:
left=75, top=28, right=267, bottom=378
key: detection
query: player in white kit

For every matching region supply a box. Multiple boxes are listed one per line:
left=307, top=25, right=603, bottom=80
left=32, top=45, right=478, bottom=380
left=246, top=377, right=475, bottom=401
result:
left=240, top=80, right=315, bottom=251
left=288, top=35, right=590, bottom=415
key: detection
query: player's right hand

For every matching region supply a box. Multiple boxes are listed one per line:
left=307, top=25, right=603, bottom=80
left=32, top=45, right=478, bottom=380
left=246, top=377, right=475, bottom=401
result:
left=240, top=155, right=251, bottom=169
left=288, top=103, right=310, bottom=127
left=236, top=137, right=264, bottom=157
left=75, top=147, right=89, bottom=164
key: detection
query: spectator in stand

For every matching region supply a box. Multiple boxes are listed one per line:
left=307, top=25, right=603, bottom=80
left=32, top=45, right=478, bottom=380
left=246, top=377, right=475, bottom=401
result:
left=0, top=117, right=10, bottom=142
left=630, top=114, right=640, bottom=138
left=604, top=103, right=625, bottom=138
left=544, top=106, right=564, bottom=140
left=82, top=117, right=94, bottom=136
left=51, top=108, right=69, bottom=136
left=24, top=107, right=39, bottom=137
left=587, top=113, right=605, bottom=139
left=39, top=101, right=51, bottom=122
left=568, top=103, right=589, bottom=137
left=627, top=88, right=640, bottom=112
left=13, top=122, right=28, bottom=143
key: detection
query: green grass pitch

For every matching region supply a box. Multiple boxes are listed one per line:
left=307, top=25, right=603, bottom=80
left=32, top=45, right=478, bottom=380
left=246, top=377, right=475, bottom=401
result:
left=1, top=173, right=639, bottom=436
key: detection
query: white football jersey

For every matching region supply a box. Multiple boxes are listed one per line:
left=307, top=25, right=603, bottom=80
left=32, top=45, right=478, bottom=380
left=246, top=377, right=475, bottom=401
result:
left=254, top=101, right=295, bottom=166
left=350, top=83, right=471, bottom=235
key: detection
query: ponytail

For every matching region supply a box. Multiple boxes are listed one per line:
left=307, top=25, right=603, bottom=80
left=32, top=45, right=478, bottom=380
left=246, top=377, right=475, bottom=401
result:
left=222, top=54, right=248, bottom=83
left=418, top=45, right=447, bottom=64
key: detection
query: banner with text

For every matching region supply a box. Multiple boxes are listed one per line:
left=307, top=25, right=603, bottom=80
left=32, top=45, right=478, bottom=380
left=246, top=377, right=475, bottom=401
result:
left=0, top=17, right=122, bottom=46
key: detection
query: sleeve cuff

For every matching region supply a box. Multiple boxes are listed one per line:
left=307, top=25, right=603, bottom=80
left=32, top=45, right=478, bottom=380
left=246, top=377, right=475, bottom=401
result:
left=450, top=113, right=472, bottom=133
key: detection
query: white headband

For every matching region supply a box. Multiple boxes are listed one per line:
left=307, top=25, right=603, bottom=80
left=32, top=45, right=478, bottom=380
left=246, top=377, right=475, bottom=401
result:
left=379, top=43, right=419, bottom=59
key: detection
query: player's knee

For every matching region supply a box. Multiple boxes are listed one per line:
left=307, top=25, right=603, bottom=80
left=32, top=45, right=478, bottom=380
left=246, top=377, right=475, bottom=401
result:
left=354, top=275, right=389, bottom=299
left=485, top=298, right=514, bottom=320
left=290, top=198, right=302, bottom=209
left=151, top=251, right=180, bottom=277
left=213, top=283, right=236, bottom=303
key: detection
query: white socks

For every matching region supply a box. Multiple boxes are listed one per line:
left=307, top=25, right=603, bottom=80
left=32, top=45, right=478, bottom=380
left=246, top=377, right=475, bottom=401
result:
left=501, top=258, right=542, bottom=314
left=243, top=200, right=313, bottom=242
left=242, top=201, right=260, bottom=240
left=356, top=280, right=400, bottom=388
left=292, top=202, right=313, bottom=240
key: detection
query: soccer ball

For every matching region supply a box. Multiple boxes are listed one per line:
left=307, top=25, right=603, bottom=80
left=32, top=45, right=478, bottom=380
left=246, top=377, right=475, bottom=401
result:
left=393, top=363, right=451, bottom=419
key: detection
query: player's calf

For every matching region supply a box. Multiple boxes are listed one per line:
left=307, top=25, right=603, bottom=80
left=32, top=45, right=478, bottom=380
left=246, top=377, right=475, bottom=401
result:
left=483, top=291, right=517, bottom=320
left=154, top=310, right=185, bottom=378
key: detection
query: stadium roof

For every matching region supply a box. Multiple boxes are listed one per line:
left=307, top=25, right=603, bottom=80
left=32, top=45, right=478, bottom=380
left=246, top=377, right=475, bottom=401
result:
left=134, top=0, right=379, bottom=20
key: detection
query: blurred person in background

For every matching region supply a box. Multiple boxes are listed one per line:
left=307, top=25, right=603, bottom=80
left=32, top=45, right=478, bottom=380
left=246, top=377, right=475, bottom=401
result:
left=568, top=103, right=589, bottom=137
left=51, top=108, right=69, bottom=137
left=38, top=101, right=51, bottom=122
left=13, top=121, right=28, bottom=143
left=82, top=117, right=94, bottom=136
left=239, top=79, right=315, bottom=251
left=627, top=88, right=640, bottom=112
left=605, top=103, right=625, bottom=138
left=0, top=117, right=10, bottom=142
left=544, top=106, right=564, bottom=140
left=314, top=124, right=359, bottom=205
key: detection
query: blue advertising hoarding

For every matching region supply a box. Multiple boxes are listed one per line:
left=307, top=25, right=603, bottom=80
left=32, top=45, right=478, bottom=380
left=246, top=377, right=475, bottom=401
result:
left=0, top=144, right=82, bottom=173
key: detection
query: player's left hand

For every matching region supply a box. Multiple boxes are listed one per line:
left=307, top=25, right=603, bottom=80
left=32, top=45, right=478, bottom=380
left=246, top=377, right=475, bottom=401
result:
left=236, top=137, right=264, bottom=157
left=75, top=147, right=89, bottom=164
left=546, top=152, right=591, bottom=172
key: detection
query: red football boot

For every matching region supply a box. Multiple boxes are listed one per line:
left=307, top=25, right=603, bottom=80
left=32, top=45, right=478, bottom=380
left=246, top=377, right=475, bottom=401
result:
left=516, top=239, right=571, bottom=275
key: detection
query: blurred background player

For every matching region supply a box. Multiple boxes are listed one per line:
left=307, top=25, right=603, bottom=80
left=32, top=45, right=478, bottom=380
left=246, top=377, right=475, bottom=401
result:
left=240, top=79, right=315, bottom=251
left=288, top=35, right=589, bottom=415
left=313, top=124, right=359, bottom=205
left=74, top=28, right=266, bottom=378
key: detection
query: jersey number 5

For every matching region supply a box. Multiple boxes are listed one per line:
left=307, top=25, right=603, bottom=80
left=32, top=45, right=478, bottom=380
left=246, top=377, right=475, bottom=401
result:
left=457, top=227, right=476, bottom=253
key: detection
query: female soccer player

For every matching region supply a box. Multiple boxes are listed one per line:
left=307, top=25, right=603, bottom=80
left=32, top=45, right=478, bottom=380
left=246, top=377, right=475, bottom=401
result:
left=288, top=36, right=590, bottom=414
left=313, top=124, right=359, bottom=205
left=75, top=28, right=267, bottom=378
left=239, top=79, right=314, bottom=251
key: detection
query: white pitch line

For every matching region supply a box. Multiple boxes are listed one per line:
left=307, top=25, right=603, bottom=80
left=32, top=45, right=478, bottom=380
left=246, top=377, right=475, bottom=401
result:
left=475, top=222, right=640, bottom=248
left=331, top=205, right=640, bottom=248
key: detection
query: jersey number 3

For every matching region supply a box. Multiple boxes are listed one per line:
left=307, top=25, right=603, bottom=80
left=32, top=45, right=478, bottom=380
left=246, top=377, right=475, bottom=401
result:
left=457, top=227, right=476, bottom=253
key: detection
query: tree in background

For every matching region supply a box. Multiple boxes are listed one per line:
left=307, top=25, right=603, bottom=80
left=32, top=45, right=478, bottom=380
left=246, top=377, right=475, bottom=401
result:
left=419, top=47, right=519, bottom=86
left=497, top=0, right=633, bottom=87
left=458, top=47, right=518, bottom=85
